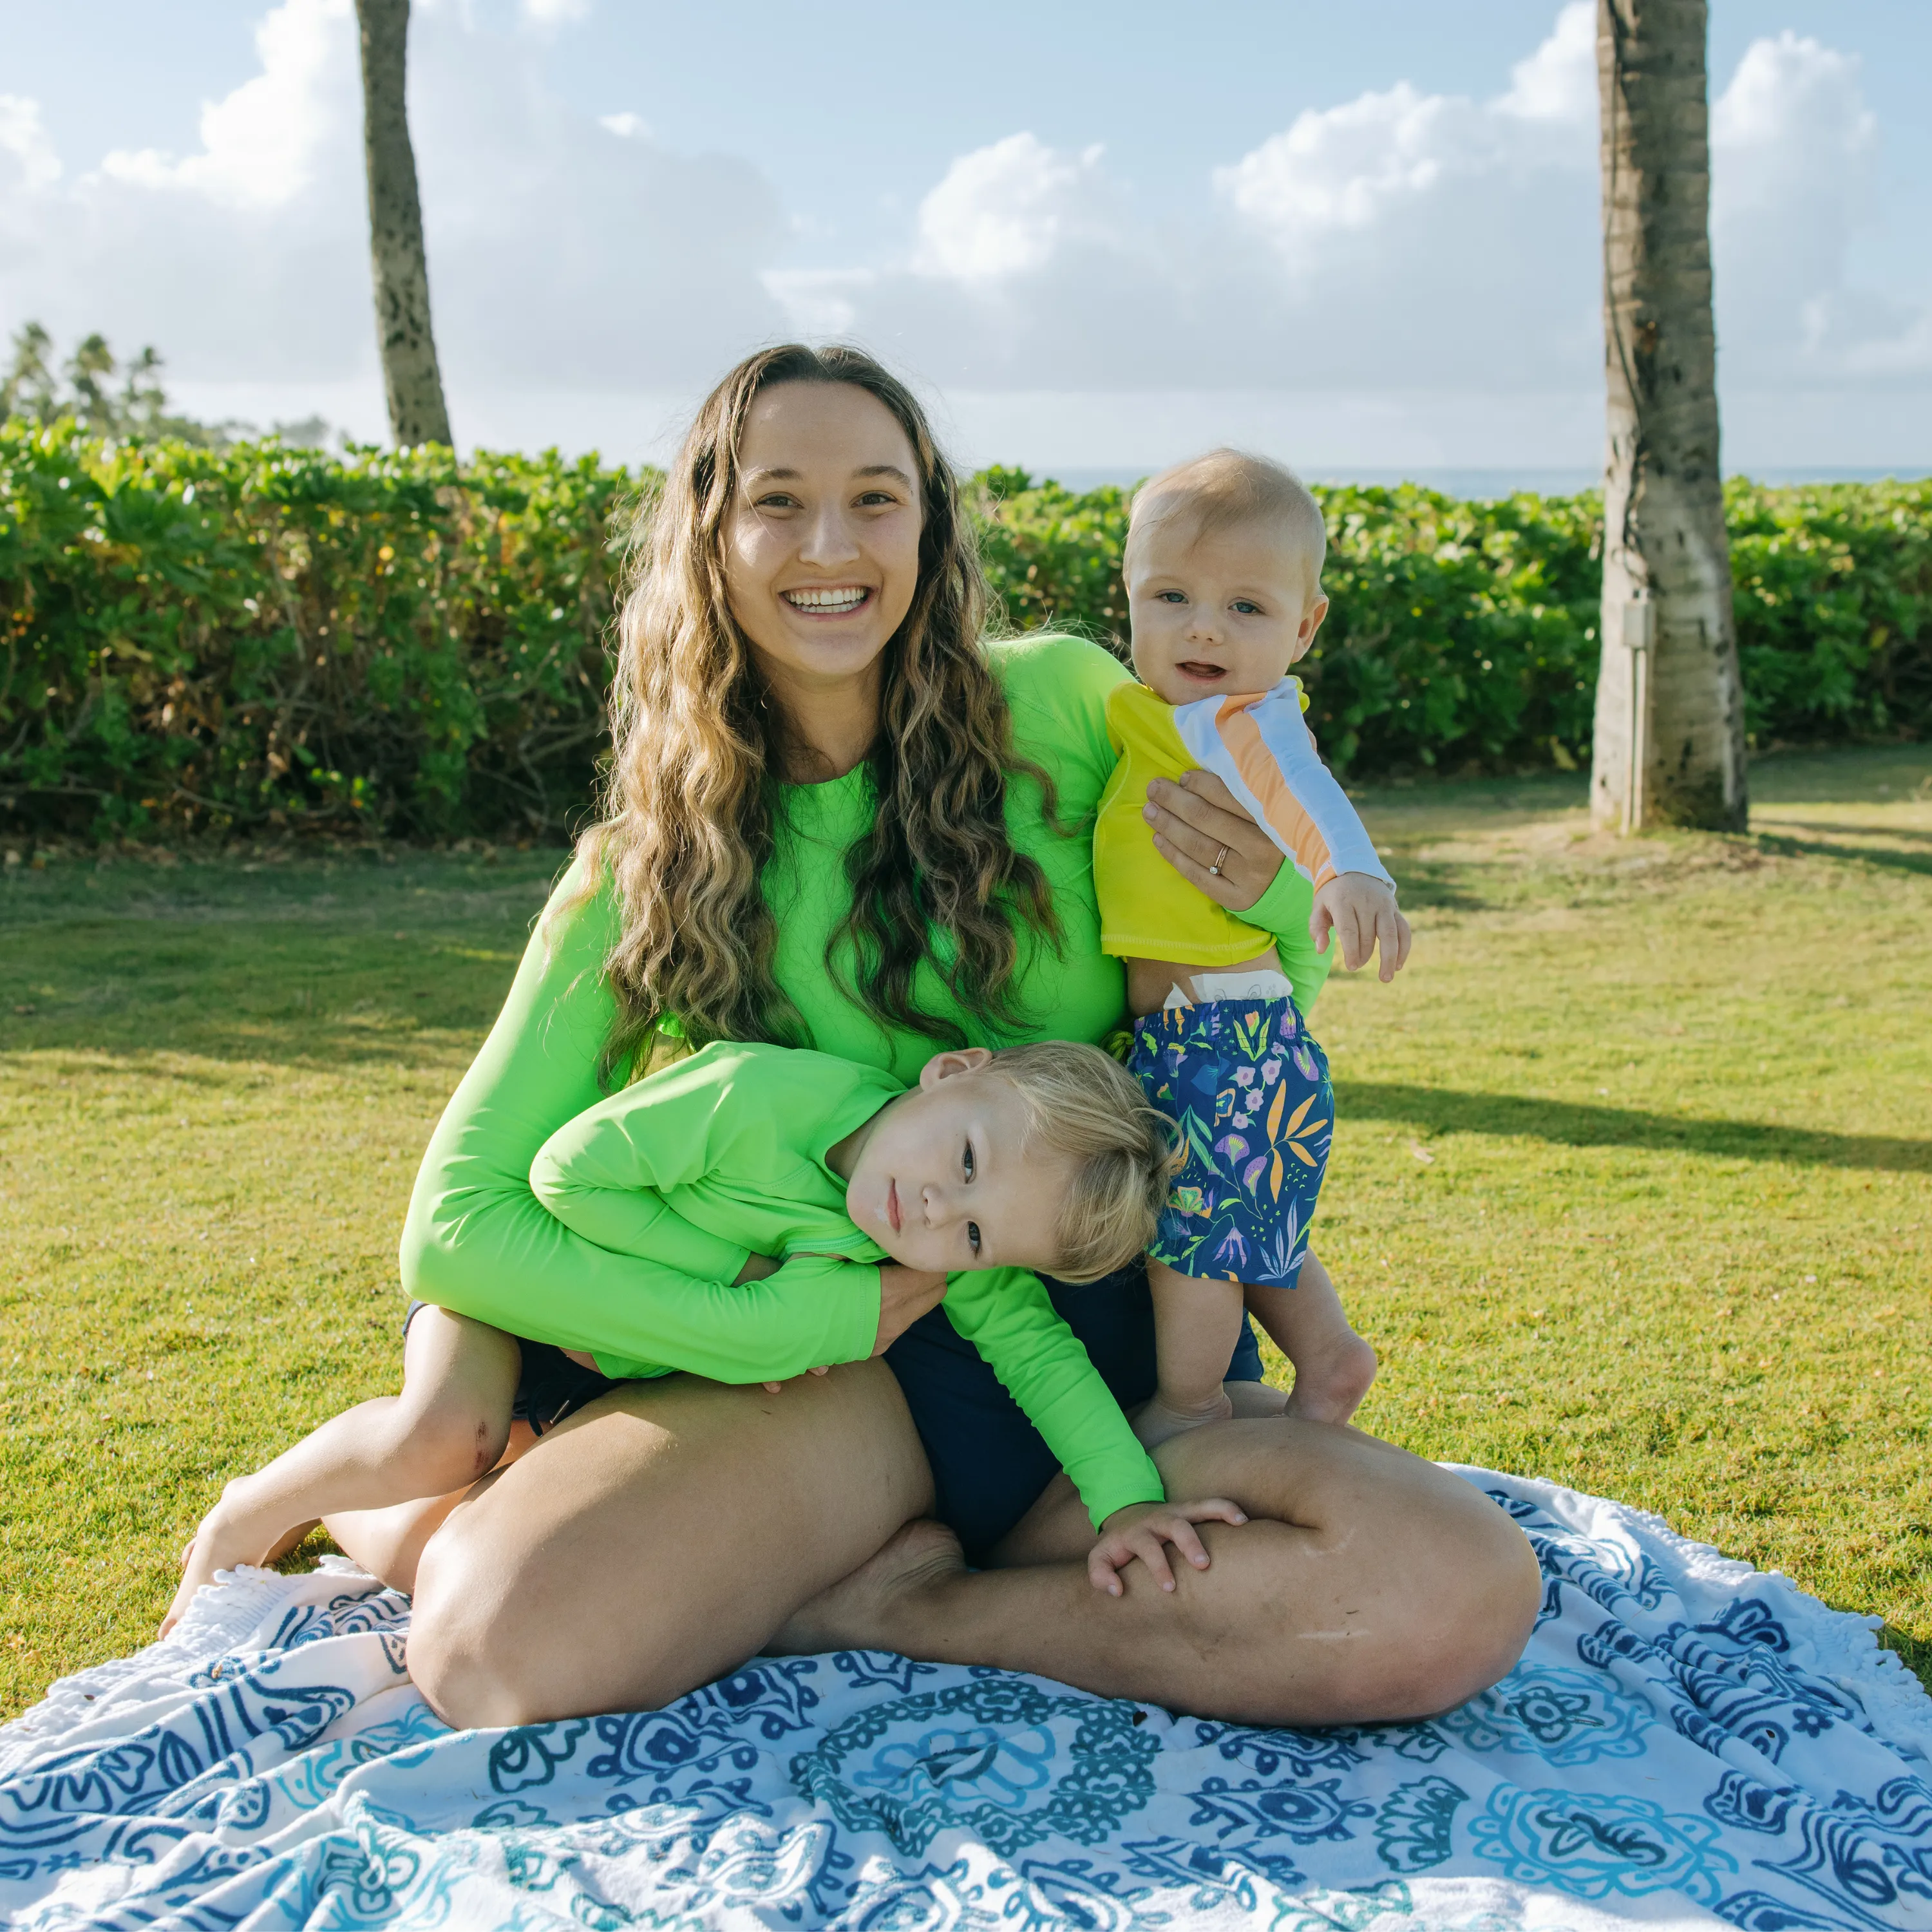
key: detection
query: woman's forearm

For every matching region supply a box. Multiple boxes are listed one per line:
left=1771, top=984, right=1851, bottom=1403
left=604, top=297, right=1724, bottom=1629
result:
left=403, top=1181, right=880, bottom=1382
left=400, top=866, right=878, bottom=1383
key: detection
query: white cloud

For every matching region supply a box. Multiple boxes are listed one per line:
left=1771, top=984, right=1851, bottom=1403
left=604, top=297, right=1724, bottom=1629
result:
left=0, top=95, right=62, bottom=195
left=1709, top=32, right=1929, bottom=383
left=913, top=133, right=1109, bottom=281
left=2, top=1, right=1923, bottom=468
left=521, top=0, right=592, bottom=26
left=1497, top=0, right=1597, bottom=123
left=798, top=5, right=1603, bottom=395
left=0, top=0, right=785, bottom=444
left=777, top=0, right=1926, bottom=455
left=97, top=0, right=352, bottom=211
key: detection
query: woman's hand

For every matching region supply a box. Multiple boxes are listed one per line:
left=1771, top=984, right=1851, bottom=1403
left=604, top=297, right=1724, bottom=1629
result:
left=1144, top=772, right=1282, bottom=913
left=761, top=1366, right=832, bottom=1393
left=873, top=1264, right=950, bottom=1356
left=1088, top=1497, right=1249, bottom=1596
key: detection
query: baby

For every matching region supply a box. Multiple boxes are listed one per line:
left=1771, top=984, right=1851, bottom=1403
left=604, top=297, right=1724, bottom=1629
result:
left=1095, top=449, right=1412, bottom=1445
left=164, top=1038, right=1243, bottom=1634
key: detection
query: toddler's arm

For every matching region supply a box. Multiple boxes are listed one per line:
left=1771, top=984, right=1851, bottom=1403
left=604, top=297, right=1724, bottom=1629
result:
left=941, top=1267, right=1165, bottom=1530
left=403, top=867, right=878, bottom=1386
left=1312, top=872, right=1412, bottom=981
left=1184, top=688, right=1408, bottom=980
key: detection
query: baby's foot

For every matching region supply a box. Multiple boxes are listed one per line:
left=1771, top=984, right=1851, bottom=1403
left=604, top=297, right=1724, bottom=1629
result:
left=1283, top=1329, right=1378, bottom=1426
left=1132, top=1388, right=1235, bottom=1450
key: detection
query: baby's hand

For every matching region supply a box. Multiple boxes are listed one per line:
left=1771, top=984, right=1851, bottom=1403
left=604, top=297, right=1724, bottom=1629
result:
left=1088, top=1498, right=1249, bottom=1595
left=761, top=1366, right=831, bottom=1394
left=1312, top=872, right=1412, bottom=981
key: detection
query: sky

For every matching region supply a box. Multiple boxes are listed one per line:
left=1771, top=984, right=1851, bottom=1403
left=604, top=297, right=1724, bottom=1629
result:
left=3, top=0, right=1929, bottom=481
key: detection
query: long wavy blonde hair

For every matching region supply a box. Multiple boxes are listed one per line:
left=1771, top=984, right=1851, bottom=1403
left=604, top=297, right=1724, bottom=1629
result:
left=578, top=344, right=1059, bottom=1084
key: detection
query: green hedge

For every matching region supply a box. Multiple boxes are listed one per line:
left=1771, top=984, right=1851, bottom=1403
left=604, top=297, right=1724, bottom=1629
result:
left=3, top=424, right=1926, bottom=841
left=980, top=466, right=1932, bottom=780
left=1, top=425, right=623, bottom=839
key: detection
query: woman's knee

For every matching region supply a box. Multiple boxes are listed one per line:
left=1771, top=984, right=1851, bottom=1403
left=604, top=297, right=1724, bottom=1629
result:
left=405, top=1483, right=591, bottom=1727
left=1334, top=1463, right=1542, bottom=1720
left=1153, top=1421, right=1542, bottom=1721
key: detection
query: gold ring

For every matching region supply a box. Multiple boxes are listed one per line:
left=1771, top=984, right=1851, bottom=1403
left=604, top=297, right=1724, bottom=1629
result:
left=1208, top=843, right=1229, bottom=877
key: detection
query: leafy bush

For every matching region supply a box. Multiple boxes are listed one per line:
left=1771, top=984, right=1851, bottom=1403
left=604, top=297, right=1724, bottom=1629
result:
left=1726, top=479, right=1932, bottom=747
left=2, top=422, right=621, bottom=838
left=3, top=427, right=1925, bottom=842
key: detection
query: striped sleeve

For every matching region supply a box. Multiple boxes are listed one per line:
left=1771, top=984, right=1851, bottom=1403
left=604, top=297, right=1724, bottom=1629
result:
left=1173, top=681, right=1393, bottom=891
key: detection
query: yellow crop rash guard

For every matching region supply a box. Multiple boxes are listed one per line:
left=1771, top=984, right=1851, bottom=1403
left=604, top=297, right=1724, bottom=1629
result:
left=1094, top=679, right=1392, bottom=970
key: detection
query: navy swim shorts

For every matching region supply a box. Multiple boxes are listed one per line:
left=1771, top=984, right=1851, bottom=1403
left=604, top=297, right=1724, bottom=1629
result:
left=884, top=1259, right=1264, bottom=1563
left=407, top=1274, right=1264, bottom=1562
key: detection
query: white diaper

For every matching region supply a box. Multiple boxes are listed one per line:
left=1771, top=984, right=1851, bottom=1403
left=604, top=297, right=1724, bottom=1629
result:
left=1162, top=969, right=1296, bottom=1011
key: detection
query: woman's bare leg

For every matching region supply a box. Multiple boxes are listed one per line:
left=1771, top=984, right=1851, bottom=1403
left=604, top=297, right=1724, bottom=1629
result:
left=405, top=1363, right=934, bottom=1726
left=777, top=1419, right=1541, bottom=1727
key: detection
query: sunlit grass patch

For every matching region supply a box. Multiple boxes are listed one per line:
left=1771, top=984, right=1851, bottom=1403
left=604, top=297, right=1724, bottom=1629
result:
left=2, top=746, right=1927, bottom=1716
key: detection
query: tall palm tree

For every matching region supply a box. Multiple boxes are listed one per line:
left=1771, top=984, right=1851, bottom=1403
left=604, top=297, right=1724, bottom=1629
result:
left=1591, top=0, right=1745, bottom=832
left=354, top=0, right=452, bottom=449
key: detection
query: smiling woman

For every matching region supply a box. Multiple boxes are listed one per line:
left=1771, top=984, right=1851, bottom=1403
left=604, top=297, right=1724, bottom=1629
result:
left=275, top=343, right=1543, bottom=1730
left=723, top=383, right=924, bottom=763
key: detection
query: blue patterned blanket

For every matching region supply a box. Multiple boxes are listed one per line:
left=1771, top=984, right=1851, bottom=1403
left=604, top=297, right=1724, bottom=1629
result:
left=4, top=1468, right=1929, bottom=1931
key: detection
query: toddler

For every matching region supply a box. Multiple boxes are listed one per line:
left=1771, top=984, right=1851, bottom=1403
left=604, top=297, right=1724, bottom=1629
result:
left=165, top=1039, right=1242, bottom=1633
left=1095, top=449, right=1412, bottom=1445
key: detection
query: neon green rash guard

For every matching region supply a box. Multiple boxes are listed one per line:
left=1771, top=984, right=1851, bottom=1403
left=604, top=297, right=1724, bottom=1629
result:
left=528, top=1039, right=1164, bottom=1530
left=398, top=634, right=1329, bottom=1455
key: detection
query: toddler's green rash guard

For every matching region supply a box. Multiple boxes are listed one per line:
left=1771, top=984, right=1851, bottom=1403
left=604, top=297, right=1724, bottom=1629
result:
left=528, top=1039, right=1164, bottom=1530
left=398, top=635, right=1329, bottom=1397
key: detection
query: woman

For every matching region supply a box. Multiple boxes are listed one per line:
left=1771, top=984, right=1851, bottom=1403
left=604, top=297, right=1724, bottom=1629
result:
left=348, top=345, right=1539, bottom=1728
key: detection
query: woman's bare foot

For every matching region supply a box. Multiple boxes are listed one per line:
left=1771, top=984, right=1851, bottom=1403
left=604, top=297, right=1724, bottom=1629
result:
left=767, top=1519, right=964, bottom=1656
left=1132, top=1387, right=1235, bottom=1449
left=1283, top=1329, right=1378, bottom=1426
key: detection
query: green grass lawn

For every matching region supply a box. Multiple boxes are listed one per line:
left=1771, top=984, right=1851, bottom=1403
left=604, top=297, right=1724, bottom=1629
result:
left=3, top=745, right=1928, bottom=1719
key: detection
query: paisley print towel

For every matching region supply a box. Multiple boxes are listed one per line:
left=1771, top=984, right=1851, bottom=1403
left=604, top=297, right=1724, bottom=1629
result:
left=4, top=1468, right=1927, bottom=1931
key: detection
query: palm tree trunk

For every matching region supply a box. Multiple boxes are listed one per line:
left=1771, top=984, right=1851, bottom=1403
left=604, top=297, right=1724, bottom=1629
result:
left=1591, top=0, right=1745, bottom=832
left=355, top=0, right=452, bottom=450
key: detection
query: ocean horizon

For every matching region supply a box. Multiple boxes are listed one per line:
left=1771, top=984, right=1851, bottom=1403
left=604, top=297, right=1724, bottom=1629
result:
left=1028, top=465, right=1932, bottom=498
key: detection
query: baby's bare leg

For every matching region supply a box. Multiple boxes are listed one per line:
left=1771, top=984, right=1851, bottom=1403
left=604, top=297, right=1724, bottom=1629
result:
left=1139, top=1260, right=1244, bottom=1448
left=162, top=1307, right=521, bottom=1634
left=1245, top=1250, right=1378, bottom=1426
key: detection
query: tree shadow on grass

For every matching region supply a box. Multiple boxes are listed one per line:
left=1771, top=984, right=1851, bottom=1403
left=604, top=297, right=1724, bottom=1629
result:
left=1752, top=818, right=1932, bottom=848
left=1751, top=832, right=1932, bottom=879
left=1337, top=1081, right=1932, bottom=1174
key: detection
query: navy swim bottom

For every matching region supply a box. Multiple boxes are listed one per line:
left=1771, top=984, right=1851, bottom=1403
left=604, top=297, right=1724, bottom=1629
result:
left=408, top=1270, right=1263, bottom=1562
left=884, top=1258, right=1264, bottom=1563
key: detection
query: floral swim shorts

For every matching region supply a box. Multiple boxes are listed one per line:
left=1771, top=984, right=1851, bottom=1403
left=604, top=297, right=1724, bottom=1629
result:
left=1126, top=994, right=1332, bottom=1289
